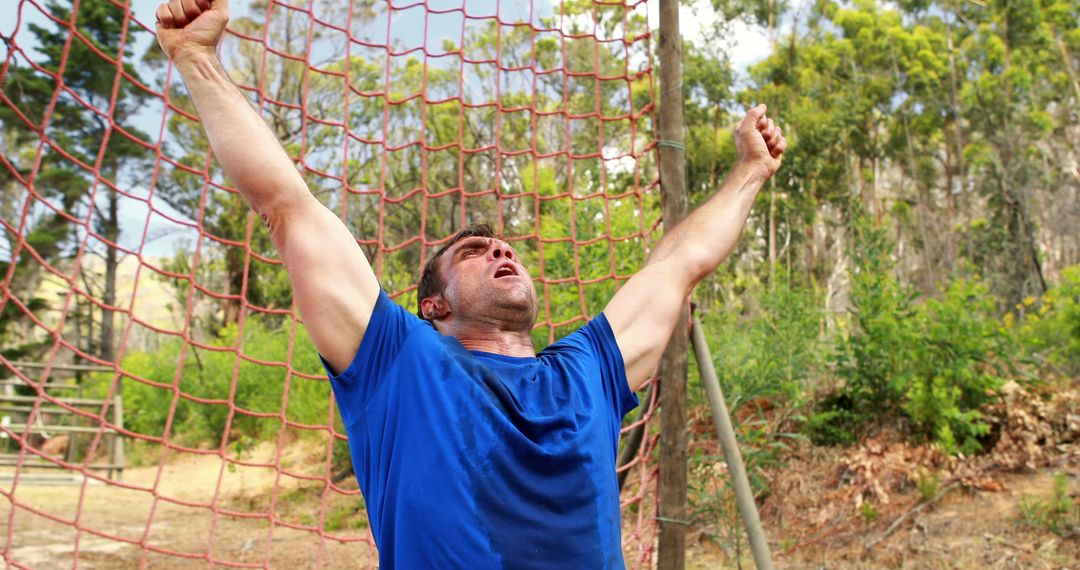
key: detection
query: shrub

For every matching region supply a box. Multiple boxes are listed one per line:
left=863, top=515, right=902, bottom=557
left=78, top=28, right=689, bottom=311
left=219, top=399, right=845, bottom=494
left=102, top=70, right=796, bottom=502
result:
left=812, top=213, right=919, bottom=444
left=903, top=279, right=1009, bottom=454
left=1017, top=472, right=1080, bottom=537
left=108, top=317, right=331, bottom=448
left=701, top=275, right=826, bottom=410
left=810, top=213, right=1012, bottom=454
left=1016, top=264, right=1080, bottom=377
left=691, top=275, right=824, bottom=522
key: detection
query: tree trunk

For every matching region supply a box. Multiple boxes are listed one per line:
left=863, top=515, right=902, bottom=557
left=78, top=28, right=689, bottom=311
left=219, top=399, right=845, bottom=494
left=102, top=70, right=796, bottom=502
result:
left=708, top=104, right=721, bottom=190
left=999, top=8, right=1047, bottom=303
left=1055, top=33, right=1080, bottom=108
left=768, top=182, right=777, bottom=286
left=903, top=113, right=937, bottom=293
left=805, top=203, right=816, bottom=286
left=943, top=131, right=957, bottom=270
left=100, top=189, right=118, bottom=363
left=946, top=11, right=966, bottom=186
left=766, top=0, right=778, bottom=287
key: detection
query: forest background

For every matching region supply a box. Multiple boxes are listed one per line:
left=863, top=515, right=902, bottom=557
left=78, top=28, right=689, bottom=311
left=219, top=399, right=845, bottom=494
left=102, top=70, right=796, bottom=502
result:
left=1, top=0, right=1079, bottom=562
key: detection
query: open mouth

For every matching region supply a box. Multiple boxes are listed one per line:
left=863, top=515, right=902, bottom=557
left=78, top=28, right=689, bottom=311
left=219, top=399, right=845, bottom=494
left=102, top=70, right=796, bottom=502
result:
left=494, top=264, right=518, bottom=279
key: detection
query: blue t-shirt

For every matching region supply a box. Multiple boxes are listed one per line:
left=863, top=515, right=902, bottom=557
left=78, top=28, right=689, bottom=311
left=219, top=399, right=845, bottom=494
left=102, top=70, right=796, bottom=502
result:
left=323, top=290, right=639, bottom=568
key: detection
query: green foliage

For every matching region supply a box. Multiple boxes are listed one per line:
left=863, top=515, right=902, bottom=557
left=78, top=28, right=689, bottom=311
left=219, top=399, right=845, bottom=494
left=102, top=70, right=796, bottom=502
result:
left=860, top=500, right=880, bottom=523
left=821, top=214, right=919, bottom=437
left=903, top=279, right=1010, bottom=453
left=324, top=502, right=369, bottom=532
left=804, top=406, right=860, bottom=446
left=701, top=277, right=826, bottom=408
left=688, top=446, right=755, bottom=559
left=690, top=278, right=821, bottom=527
left=115, top=318, right=329, bottom=447
left=812, top=214, right=1011, bottom=454
left=1017, top=472, right=1080, bottom=537
left=916, top=470, right=940, bottom=502
left=1015, top=264, right=1080, bottom=376
left=3, top=0, right=1072, bottom=503
left=0, top=0, right=152, bottom=360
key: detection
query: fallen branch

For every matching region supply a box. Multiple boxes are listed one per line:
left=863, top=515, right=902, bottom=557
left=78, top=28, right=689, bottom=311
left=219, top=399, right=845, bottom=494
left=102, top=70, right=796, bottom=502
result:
left=863, top=482, right=959, bottom=551
left=783, top=511, right=850, bottom=555
left=996, top=538, right=1054, bottom=570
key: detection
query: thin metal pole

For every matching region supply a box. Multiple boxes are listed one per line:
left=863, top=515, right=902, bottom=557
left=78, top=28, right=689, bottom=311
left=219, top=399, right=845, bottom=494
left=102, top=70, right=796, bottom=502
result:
left=691, top=315, right=775, bottom=570
left=657, top=0, right=690, bottom=567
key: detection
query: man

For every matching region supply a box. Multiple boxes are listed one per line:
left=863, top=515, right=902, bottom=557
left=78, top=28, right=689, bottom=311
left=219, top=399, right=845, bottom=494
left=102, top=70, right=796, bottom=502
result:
left=155, top=0, right=786, bottom=567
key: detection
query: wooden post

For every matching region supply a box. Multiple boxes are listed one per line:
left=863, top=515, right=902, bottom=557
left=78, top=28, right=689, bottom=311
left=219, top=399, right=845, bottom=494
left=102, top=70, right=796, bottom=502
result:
left=66, top=376, right=84, bottom=464
left=109, top=393, right=124, bottom=482
left=657, top=1, right=689, bottom=568
left=7, top=361, right=114, bottom=373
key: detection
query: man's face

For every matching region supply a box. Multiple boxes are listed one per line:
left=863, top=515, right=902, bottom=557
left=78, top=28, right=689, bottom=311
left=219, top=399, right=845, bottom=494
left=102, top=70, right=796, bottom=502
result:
left=432, top=236, right=538, bottom=329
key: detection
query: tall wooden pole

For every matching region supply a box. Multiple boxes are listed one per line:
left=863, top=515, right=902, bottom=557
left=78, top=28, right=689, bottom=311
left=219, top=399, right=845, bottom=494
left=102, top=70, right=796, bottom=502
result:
left=657, top=0, right=689, bottom=568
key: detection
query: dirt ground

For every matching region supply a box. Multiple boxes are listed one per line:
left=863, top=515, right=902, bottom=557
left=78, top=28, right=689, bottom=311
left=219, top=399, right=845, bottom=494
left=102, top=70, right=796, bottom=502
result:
left=744, top=459, right=1077, bottom=569
left=0, top=442, right=377, bottom=569
left=680, top=379, right=1080, bottom=569
left=2, top=378, right=1078, bottom=569
left=2, top=450, right=1077, bottom=569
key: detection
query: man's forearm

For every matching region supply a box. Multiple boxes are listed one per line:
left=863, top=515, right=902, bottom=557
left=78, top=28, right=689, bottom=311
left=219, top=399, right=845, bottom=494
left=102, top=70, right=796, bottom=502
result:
left=647, top=163, right=768, bottom=287
left=173, top=50, right=311, bottom=218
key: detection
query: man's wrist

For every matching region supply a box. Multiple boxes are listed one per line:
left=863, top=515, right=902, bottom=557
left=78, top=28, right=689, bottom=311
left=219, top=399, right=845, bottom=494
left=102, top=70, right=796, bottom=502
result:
left=171, top=45, right=219, bottom=71
left=733, top=160, right=771, bottom=188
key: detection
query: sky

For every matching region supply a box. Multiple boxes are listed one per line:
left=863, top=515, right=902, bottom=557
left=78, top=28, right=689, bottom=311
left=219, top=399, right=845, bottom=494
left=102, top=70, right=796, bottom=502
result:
left=0, top=0, right=772, bottom=260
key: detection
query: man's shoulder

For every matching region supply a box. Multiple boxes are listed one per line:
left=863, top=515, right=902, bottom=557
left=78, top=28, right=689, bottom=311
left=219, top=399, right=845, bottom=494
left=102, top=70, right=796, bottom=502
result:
left=368, top=289, right=430, bottom=334
left=547, top=313, right=615, bottom=347
left=335, top=290, right=438, bottom=376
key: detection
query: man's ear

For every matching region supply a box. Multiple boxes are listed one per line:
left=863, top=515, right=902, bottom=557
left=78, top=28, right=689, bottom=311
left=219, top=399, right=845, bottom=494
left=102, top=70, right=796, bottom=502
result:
left=420, top=295, right=449, bottom=321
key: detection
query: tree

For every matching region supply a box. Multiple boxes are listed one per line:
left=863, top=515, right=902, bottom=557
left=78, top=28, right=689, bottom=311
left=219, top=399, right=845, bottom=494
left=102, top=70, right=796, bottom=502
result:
left=0, top=0, right=152, bottom=363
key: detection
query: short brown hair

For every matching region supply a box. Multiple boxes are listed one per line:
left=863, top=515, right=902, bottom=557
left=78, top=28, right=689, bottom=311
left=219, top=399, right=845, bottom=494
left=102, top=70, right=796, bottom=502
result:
left=416, top=223, right=496, bottom=321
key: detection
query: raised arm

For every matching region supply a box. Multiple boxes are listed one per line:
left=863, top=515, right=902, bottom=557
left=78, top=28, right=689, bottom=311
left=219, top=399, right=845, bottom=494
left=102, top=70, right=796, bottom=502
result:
left=156, top=0, right=379, bottom=373
left=605, top=105, right=787, bottom=391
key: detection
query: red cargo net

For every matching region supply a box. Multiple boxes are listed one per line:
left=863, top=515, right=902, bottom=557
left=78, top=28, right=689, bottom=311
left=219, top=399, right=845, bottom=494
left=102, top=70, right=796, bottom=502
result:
left=0, top=0, right=661, bottom=566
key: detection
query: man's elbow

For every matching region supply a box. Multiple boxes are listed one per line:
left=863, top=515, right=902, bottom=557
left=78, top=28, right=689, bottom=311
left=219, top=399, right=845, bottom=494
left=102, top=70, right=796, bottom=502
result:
left=682, top=261, right=714, bottom=296
left=236, top=173, right=312, bottom=220
left=256, top=200, right=286, bottom=237
left=256, top=186, right=318, bottom=233
left=646, top=251, right=713, bottom=297
left=257, top=195, right=311, bottom=251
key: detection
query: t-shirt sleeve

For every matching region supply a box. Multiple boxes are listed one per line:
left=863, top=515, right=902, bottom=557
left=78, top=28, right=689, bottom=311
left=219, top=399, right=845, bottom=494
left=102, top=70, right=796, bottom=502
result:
left=320, top=289, right=423, bottom=424
left=561, top=313, right=640, bottom=420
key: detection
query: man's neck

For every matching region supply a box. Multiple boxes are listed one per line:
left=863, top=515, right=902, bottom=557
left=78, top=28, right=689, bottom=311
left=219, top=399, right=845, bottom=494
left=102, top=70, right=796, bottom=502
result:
left=444, top=324, right=536, bottom=357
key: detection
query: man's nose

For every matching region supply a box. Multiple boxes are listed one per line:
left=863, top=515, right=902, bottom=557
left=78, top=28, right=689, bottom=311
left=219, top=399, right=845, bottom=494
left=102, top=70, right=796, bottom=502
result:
left=490, top=246, right=513, bottom=261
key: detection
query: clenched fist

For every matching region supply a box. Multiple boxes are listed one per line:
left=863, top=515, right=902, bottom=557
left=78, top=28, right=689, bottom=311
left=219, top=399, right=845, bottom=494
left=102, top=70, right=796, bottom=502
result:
left=156, top=0, right=229, bottom=63
left=734, top=104, right=787, bottom=179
